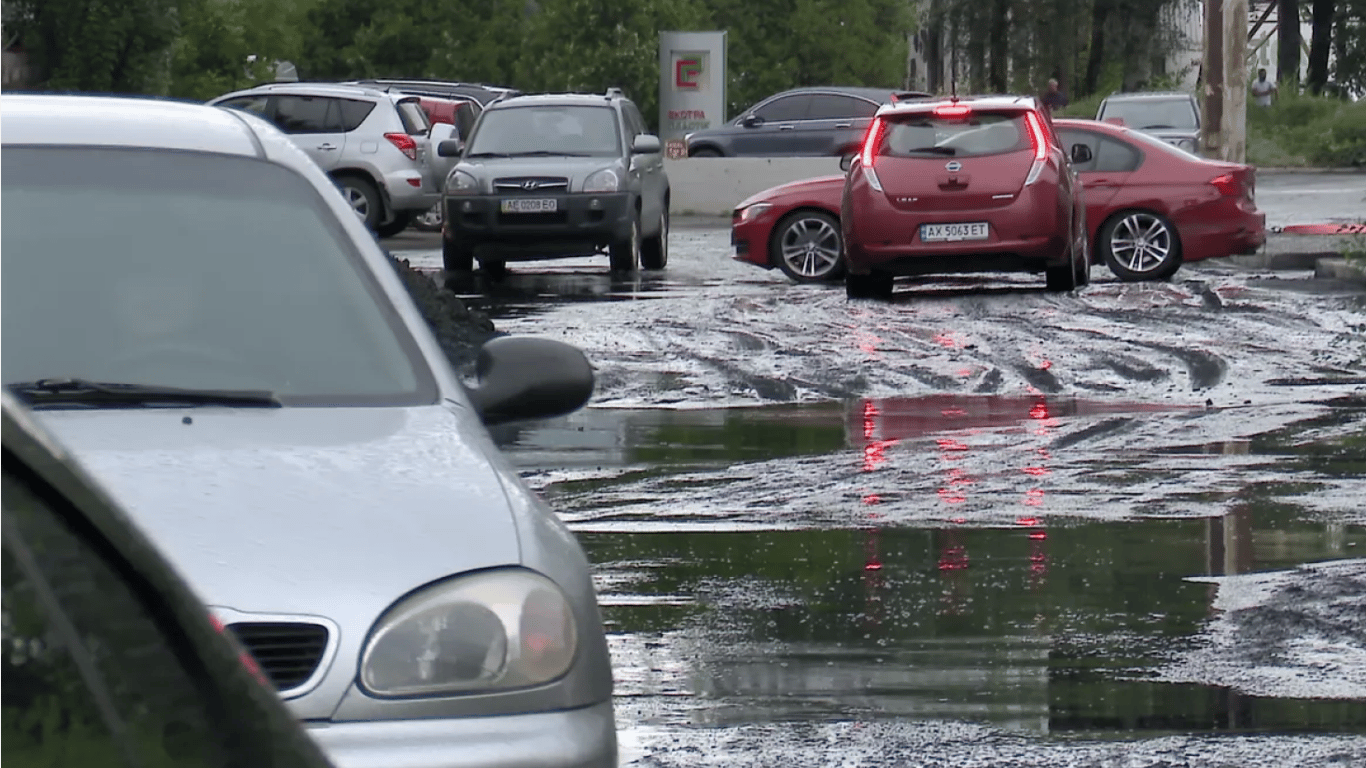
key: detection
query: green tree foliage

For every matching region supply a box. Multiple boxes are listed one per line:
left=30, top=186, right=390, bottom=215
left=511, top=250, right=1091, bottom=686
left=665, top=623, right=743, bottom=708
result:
left=169, top=0, right=309, bottom=100
left=6, top=0, right=181, bottom=93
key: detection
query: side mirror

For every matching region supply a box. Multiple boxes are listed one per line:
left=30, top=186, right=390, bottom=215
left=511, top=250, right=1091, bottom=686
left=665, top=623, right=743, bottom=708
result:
left=741, top=114, right=763, bottom=128
left=1070, top=143, right=1093, bottom=164
left=463, top=337, right=594, bottom=426
left=839, top=153, right=855, bottom=172
left=437, top=139, right=465, bottom=157
left=632, top=134, right=662, bottom=154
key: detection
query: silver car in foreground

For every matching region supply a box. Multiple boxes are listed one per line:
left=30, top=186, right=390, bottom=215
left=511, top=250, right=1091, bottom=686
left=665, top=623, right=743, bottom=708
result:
left=1, top=94, right=617, bottom=768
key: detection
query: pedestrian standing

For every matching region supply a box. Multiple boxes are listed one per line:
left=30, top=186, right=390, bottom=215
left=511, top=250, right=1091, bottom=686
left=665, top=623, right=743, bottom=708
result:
left=1040, top=78, right=1069, bottom=116
left=1251, top=68, right=1278, bottom=107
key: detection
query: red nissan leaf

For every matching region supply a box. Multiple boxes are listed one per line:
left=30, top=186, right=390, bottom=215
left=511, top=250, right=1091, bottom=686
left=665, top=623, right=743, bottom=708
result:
left=840, top=96, right=1090, bottom=299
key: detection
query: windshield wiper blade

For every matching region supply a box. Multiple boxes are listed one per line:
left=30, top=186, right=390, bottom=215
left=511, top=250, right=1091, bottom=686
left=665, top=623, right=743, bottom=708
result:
left=7, top=379, right=282, bottom=409
left=465, top=152, right=511, bottom=159
left=905, top=146, right=957, bottom=155
left=1140, top=124, right=1176, bottom=129
left=505, top=150, right=593, bottom=157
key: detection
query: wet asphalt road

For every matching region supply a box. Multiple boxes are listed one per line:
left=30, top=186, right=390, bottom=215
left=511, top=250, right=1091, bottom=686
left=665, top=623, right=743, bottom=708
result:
left=387, top=213, right=1366, bottom=766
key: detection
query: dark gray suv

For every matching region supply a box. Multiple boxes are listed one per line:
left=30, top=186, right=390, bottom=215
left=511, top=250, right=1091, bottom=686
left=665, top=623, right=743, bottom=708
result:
left=438, top=89, right=669, bottom=276
left=684, top=86, right=926, bottom=158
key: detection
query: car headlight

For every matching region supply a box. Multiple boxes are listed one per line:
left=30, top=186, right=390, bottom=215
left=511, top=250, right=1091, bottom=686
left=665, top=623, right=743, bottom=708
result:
left=735, top=202, right=774, bottom=223
left=360, top=568, right=578, bottom=697
left=582, top=168, right=620, bottom=193
left=446, top=169, right=479, bottom=195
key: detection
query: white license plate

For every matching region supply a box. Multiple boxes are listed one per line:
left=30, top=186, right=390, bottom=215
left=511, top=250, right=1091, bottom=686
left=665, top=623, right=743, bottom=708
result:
left=500, top=198, right=557, bottom=214
left=920, top=222, right=990, bottom=242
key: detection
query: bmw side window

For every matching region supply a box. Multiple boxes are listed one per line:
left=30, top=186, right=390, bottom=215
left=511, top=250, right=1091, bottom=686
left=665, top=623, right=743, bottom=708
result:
left=1095, top=136, right=1141, bottom=173
left=216, top=96, right=270, bottom=118
left=338, top=99, right=377, bottom=132
left=273, top=95, right=341, bottom=134
left=754, top=95, right=811, bottom=123
left=1059, top=130, right=1100, bottom=173
left=1, top=470, right=228, bottom=768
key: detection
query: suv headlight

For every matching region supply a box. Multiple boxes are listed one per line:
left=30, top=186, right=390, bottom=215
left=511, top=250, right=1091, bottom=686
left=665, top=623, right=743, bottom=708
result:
left=446, top=169, right=479, bottom=195
left=360, top=568, right=578, bottom=697
left=582, top=168, right=621, bottom=193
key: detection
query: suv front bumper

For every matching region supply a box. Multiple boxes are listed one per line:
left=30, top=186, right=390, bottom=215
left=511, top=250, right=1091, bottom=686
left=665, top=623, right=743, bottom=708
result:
left=443, top=192, right=635, bottom=259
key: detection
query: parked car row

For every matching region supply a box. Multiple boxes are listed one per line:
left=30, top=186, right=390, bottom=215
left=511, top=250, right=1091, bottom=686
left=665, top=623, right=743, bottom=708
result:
left=731, top=94, right=1265, bottom=295
left=2, top=93, right=620, bottom=767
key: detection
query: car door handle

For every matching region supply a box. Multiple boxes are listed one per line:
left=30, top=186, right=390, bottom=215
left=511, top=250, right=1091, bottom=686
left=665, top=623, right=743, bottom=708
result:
left=835, top=123, right=852, bottom=129
left=316, top=143, right=339, bottom=151
left=778, top=124, right=795, bottom=130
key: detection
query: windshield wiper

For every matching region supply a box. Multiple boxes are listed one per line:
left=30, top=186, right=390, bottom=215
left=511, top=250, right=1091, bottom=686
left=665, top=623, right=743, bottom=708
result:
left=505, top=150, right=593, bottom=157
left=905, top=146, right=957, bottom=155
left=7, top=379, right=282, bottom=409
left=1140, top=124, right=1177, bottom=129
left=465, top=152, right=512, bottom=159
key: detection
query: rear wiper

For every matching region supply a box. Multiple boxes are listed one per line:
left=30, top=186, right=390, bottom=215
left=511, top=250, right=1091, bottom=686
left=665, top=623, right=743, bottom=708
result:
left=7, top=379, right=282, bottom=409
left=506, top=150, right=593, bottom=157
left=905, top=146, right=957, bottom=155
left=465, top=152, right=511, bottom=159
left=1140, top=124, right=1176, bottom=129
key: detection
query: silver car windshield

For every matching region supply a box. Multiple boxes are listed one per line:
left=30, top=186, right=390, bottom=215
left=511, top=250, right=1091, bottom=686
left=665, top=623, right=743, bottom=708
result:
left=1099, top=99, right=1198, bottom=130
left=2, top=147, right=438, bottom=406
left=467, top=105, right=622, bottom=157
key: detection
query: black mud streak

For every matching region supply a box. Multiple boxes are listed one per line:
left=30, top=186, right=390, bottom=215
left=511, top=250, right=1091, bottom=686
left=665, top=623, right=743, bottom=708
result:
left=1237, top=567, right=1366, bottom=666
left=973, top=368, right=1005, bottom=393
left=1096, top=354, right=1172, bottom=383
left=1130, top=341, right=1229, bottom=390
left=1050, top=417, right=1139, bottom=451
left=1013, top=360, right=1063, bottom=392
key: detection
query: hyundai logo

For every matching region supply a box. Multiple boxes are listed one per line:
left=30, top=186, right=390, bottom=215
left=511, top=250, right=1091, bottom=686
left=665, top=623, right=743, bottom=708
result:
left=521, top=180, right=540, bottom=191
left=945, top=161, right=962, bottom=172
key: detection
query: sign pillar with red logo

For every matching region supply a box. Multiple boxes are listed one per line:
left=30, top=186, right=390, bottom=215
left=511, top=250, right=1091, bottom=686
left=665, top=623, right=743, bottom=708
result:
left=658, top=31, right=727, bottom=157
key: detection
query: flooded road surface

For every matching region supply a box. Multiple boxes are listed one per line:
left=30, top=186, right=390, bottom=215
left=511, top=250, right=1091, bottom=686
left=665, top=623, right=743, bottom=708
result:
left=402, top=227, right=1366, bottom=765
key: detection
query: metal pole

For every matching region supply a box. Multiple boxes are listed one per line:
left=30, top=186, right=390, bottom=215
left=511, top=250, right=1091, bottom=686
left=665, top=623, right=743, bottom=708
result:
left=1201, top=0, right=1226, bottom=159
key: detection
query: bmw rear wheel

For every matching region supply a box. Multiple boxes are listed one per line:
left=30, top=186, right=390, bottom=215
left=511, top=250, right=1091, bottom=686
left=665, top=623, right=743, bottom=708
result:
left=1100, top=210, right=1181, bottom=281
left=772, top=211, right=845, bottom=283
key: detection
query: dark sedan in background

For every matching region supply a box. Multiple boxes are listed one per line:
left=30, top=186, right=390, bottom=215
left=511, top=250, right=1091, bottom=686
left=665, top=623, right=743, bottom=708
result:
left=685, top=86, right=929, bottom=158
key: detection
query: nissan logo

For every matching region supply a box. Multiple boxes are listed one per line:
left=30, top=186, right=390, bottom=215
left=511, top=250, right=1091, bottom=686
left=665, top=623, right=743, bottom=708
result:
left=945, top=161, right=962, bottom=172
left=521, top=180, right=540, bottom=191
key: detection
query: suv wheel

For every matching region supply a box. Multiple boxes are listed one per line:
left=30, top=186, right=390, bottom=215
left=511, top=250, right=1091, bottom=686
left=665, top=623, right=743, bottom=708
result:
left=610, top=215, right=640, bottom=272
left=641, top=209, right=669, bottom=270
left=336, top=176, right=382, bottom=230
left=443, top=239, right=474, bottom=272
left=375, top=211, right=414, bottom=239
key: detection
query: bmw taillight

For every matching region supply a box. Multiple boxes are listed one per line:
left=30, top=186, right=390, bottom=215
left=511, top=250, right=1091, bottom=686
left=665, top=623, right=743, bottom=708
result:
left=385, top=132, right=418, bottom=161
left=858, top=118, right=888, bottom=192
left=1209, top=173, right=1241, bottom=197
left=1023, top=111, right=1050, bottom=186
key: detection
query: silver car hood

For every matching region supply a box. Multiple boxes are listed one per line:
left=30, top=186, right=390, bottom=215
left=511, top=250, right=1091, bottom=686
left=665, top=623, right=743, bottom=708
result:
left=37, top=404, right=524, bottom=716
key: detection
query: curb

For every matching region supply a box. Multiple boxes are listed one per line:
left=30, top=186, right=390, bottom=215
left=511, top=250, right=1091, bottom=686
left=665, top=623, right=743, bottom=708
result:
left=1314, top=257, right=1366, bottom=283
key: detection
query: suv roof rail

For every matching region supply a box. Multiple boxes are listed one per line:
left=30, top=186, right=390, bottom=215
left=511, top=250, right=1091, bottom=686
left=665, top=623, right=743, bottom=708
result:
left=605, top=87, right=625, bottom=99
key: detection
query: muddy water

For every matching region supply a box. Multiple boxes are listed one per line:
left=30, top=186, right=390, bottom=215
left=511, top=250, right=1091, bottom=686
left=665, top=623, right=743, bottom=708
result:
left=491, top=395, right=1366, bottom=743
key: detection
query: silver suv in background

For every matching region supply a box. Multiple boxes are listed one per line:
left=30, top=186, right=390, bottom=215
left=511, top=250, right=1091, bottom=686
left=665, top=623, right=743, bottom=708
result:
left=1095, top=91, right=1202, bottom=154
left=209, top=83, right=441, bottom=235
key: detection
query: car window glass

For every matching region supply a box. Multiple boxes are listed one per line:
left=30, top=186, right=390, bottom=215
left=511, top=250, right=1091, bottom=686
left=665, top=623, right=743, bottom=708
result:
left=1, top=472, right=227, bottom=768
left=880, top=113, right=1028, bottom=159
left=396, top=100, right=430, bottom=135
left=807, top=94, right=877, bottom=120
left=467, top=105, right=622, bottom=157
left=1098, top=98, right=1199, bottom=129
left=272, top=95, right=340, bottom=134
left=1, top=147, right=435, bottom=405
left=1094, top=135, right=1142, bottom=172
left=623, top=102, right=648, bottom=137
left=1058, top=129, right=1101, bottom=173
left=754, top=95, right=811, bottom=122
left=216, top=96, right=270, bottom=118
left=338, top=98, right=376, bottom=132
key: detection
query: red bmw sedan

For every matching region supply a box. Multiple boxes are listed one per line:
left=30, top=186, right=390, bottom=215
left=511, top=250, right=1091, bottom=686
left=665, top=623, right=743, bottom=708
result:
left=1051, top=117, right=1265, bottom=280
left=840, top=95, right=1089, bottom=299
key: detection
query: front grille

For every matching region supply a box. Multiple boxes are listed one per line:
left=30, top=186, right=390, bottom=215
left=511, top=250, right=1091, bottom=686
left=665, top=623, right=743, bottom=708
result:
left=227, top=622, right=329, bottom=692
left=493, top=176, right=569, bottom=194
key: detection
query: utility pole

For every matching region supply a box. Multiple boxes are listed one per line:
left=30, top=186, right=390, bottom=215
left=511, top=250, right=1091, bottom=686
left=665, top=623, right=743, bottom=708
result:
left=1201, top=0, right=1249, bottom=162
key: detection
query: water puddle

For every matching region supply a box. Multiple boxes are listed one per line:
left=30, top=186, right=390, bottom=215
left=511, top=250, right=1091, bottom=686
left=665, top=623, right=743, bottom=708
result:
left=494, top=394, right=1366, bottom=736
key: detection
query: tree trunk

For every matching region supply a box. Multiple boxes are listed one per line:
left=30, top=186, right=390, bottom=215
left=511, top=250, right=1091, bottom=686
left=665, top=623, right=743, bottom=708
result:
left=1306, top=0, right=1335, bottom=92
left=1084, top=0, right=1108, bottom=96
left=988, top=0, right=1009, bottom=91
left=1278, top=0, right=1301, bottom=84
